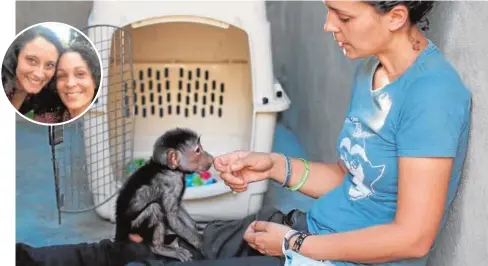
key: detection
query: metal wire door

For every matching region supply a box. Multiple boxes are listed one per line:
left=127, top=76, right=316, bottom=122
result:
left=48, top=25, right=135, bottom=224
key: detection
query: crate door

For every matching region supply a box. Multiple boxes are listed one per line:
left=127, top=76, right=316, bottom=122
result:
left=48, top=24, right=135, bottom=223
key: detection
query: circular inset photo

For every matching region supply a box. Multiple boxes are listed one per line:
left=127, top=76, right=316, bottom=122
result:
left=1, top=21, right=102, bottom=125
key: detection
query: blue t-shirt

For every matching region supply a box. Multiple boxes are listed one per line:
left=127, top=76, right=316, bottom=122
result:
left=306, top=40, right=472, bottom=265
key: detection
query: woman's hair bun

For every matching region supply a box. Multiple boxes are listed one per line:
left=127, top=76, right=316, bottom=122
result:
left=369, top=1, right=436, bottom=31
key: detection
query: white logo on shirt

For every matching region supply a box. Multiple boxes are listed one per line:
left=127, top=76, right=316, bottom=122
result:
left=340, top=118, right=386, bottom=200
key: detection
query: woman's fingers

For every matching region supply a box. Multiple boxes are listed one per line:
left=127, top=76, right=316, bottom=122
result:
left=220, top=172, right=245, bottom=185
left=214, top=150, right=250, bottom=172
left=222, top=177, right=248, bottom=192
left=248, top=242, right=265, bottom=255
left=244, top=232, right=266, bottom=255
left=223, top=180, right=247, bottom=192
left=252, top=221, right=269, bottom=232
left=213, top=156, right=229, bottom=172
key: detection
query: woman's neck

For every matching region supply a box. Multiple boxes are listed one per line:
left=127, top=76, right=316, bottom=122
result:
left=375, top=27, right=429, bottom=82
left=68, top=105, right=89, bottom=118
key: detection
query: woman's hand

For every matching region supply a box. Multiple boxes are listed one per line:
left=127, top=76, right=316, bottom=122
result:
left=243, top=221, right=292, bottom=257
left=213, top=151, right=275, bottom=192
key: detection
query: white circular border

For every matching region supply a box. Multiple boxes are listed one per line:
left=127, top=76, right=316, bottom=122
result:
left=0, top=21, right=104, bottom=127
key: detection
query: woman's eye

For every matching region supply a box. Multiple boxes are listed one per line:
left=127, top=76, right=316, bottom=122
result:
left=76, top=72, right=86, bottom=78
left=27, top=57, right=37, bottom=65
left=339, top=17, right=350, bottom=23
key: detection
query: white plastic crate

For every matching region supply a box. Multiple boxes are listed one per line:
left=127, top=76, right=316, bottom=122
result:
left=82, top=0, right=290, bottom=223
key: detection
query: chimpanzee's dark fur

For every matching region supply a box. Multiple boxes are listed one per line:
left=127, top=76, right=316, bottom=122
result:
left=115, top=128, right=214, bottom=262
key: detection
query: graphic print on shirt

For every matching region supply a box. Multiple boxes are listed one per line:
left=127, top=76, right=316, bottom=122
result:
left=339, top=117, right=386, bottom=201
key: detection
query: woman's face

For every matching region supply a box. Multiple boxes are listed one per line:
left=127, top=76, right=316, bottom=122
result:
left=15, top=36, right=59, bottom=94
left=322, top=1, right=395, bottom=59
left=56, top=51, right=96, bottom=114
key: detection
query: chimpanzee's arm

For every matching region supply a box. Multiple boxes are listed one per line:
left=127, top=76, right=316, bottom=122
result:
left=126, top=184, right=159, bottom=216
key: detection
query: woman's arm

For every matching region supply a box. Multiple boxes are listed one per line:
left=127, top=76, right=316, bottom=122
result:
left=292, top=156, right=453, bottom=263
left=268, top=153, right=346, bottom=199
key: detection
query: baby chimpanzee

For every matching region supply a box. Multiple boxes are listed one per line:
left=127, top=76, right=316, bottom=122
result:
left=115, top=128, right=214, bottom=262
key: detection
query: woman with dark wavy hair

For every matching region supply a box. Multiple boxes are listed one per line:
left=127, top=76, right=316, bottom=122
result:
left=46, top=41, right=101, bottom=122
left=16, top=1, right=472, bottom=266
left=1, top=25, right=64, bottom=120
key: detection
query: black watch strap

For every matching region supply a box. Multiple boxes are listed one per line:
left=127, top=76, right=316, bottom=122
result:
left=292, top=232, right=313, bottom=252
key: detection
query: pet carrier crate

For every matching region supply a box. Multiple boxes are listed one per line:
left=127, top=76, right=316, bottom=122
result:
left=73, top=0, right=290, bottom=223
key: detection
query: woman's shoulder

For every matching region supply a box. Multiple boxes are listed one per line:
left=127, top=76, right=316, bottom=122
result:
left=405, top=45, right=471, bottom=101
left=409, top=68, right=470, bottom=101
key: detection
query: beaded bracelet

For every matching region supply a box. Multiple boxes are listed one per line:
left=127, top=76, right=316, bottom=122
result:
left=288, top=158, right=310, bottom=191
left=281, top=154, right=292, bottom=187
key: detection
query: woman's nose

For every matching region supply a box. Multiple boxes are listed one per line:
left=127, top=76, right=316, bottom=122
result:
left=32, top=67, right=44, bottom=80
left=66, top=75, right=77, bottom=88
left=323, top=12, right=339, bottom=33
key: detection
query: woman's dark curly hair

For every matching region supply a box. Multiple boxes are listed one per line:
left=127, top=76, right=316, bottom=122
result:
left=368, top=1, right=436, bottom=31
left=1, top=25, right=64, bottom=115
left=52, top=40, right=102, bottom=120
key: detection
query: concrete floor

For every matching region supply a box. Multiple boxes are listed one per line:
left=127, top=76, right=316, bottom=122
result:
left=16, top=119, right=315, bottom=247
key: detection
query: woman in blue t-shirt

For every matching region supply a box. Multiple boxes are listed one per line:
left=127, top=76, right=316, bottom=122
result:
left=206, top=1, right=471, bottom=266
left=16, top=1, right=472, bottom=266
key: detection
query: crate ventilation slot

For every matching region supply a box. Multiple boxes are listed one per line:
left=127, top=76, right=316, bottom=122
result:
left=134, top=67, right=224, bottom=119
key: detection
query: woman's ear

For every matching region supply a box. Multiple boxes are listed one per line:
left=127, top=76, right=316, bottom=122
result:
left=387, top=5, right=409, bottom=32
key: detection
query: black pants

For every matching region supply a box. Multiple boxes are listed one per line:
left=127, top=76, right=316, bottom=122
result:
left=16, top=207, right=308, bottom=266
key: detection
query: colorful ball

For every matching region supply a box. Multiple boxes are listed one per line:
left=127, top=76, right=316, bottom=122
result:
left=192, top=175, right=204, bottom=186
left=199, top=171, right=211, bottom=180
left=205, top=178, right=217, bottom=185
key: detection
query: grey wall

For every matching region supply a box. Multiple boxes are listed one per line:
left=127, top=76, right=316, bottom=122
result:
left=422, top=1, right=488, bottom=265
left=266, top=1, right=488, bottom=265
left=15, top=1, right=92, bottom=34
left=266, top=1, right=358, bottom=163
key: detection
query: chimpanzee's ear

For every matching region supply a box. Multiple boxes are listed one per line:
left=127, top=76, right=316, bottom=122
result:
left=167, top=148, right=180, bottom=169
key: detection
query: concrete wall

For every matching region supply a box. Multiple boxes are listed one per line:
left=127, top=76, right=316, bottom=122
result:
left=266, top=1, right=359, bottom=163
left=421, top=1, right=488, bottom=265
left=15, top=1, right=92, bottom=34
left=266, top=1, right=488, bottom=265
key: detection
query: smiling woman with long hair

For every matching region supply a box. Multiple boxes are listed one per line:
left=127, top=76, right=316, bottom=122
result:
left=2, top=25, right=64, bottom=120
